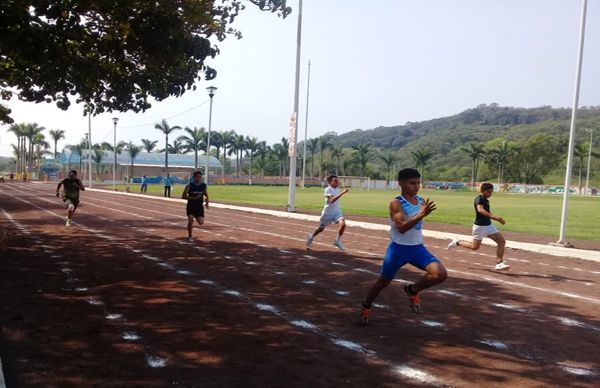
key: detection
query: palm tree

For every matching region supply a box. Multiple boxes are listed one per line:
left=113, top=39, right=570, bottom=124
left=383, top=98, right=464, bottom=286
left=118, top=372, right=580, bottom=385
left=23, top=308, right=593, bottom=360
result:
left=307, top=138, right=319, bottom=177
left=331, top=145, right=344, bottom=176
left=380, top=152, right=398, bottom=188
left=23, top=123, right=45, bottom=173
left=126, top=142, right=143, bottom=179
left=245, top=136, right=259, bottom=184
left=91, top=144, right=105, bottom=176
left=219, top=130, right=236, bottom=181
left=8, top=123, right=26, bottom=174
left=177, top=127, right=205, bottom=168
left=318, top=136, right=332, bottom=178
left=573, top=142, right=600, bottom=194
left=48, top=129, right=65, bottom=159
left=461, top=142, right=486, bottom=190
left=141, top=139, right=158, bottom=153
left=255, top=141, right=270, bottom=178
left=229, top=134, right=246, bottom=177
left=352, top=143, right=371, bottom=176
left=155, top=119, right=181, bottom=173
left=32, top=134, right=50, bottom=178
left=487, top=141, right=516, bottom=185
left=410, top=148, right=433, bottom=185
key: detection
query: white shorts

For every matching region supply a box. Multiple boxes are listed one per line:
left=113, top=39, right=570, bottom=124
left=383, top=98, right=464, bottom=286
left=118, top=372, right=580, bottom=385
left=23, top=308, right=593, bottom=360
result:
left=319, top=211, right=344, bottom=228
left=472, top=224, right=500, bottom=241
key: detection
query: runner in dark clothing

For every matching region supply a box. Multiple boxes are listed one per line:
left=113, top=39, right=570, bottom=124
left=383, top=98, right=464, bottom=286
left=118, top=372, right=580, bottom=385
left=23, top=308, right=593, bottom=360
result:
left=56, top=170, right=85, bottom=227
left=182, top=170, right=209, bottom=242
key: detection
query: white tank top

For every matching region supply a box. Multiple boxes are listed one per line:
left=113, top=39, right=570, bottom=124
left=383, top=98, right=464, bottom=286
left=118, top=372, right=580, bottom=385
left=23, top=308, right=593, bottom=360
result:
left=389, top=195, right=424, bottom=246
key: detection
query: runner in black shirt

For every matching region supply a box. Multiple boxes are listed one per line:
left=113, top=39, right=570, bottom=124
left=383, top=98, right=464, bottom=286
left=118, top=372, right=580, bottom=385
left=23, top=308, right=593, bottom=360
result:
left=56, top=170, right=85, bottom=227
left=182, top=170, right=209, bottom=242
left=446, top=182, right=509, bottom=270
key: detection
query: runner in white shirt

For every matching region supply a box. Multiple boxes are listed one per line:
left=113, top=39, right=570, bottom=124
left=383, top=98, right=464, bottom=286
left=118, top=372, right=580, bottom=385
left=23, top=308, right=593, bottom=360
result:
left=306, top=175, right=349, bottom=251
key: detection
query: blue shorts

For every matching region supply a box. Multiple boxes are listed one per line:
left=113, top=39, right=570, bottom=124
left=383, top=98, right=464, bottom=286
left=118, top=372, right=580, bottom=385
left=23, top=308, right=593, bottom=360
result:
left=380, top=242, right=440, bottom=280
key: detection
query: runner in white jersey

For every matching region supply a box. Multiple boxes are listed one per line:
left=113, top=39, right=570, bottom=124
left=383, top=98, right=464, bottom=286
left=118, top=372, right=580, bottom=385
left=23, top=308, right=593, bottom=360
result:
left=306, top=175, right=349, bottom=251
left=360, top=168, right=448, bottom=324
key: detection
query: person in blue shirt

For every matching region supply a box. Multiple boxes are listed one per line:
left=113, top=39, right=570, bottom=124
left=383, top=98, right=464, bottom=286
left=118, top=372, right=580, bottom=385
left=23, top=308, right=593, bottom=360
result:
left=163, top=173, right=173, bottom=197
left=360, top=168, right=447, bottom=324
left=140, top=175, right=148, bottom=193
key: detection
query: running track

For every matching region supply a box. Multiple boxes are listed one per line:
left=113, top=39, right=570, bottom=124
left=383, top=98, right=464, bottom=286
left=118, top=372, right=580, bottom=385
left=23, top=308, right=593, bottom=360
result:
left=0, top=182, right=598, bottom=387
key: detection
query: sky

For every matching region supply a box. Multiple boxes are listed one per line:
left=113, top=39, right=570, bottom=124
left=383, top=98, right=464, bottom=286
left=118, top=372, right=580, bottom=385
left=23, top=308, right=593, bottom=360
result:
left=1, top=0, right=599, bottom=157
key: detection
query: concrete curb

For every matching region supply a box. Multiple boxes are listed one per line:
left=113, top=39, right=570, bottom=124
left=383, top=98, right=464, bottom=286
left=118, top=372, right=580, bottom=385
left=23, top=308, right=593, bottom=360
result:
left=86, top=188, right=600, bottom=263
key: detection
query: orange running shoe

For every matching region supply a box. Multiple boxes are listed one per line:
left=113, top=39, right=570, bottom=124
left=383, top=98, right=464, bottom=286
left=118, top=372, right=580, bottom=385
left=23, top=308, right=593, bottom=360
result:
left=360, top=306, right=370, bottom=325
left=404, top=284, right=421, bottom=314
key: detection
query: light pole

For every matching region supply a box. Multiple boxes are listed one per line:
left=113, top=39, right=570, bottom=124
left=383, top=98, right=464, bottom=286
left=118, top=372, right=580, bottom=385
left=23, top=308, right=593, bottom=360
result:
left=88, top=113, right=92, bottom=187
left=112, top=117, right=119, bottom=190
left=556, top=0, right=587, bottom=247
left=585, top=128, right=593, bottom=195
left=301, top=60, right=311, bottom=189
left=205, top=86, right=217, bottom=183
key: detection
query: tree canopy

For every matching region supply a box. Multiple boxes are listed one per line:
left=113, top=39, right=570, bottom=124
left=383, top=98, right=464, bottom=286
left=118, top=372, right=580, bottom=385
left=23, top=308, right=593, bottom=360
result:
left=0, top=0, right=290, bottom=123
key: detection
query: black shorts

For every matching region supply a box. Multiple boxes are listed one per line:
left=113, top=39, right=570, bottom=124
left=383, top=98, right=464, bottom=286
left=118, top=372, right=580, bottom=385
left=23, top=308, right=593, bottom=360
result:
left=186, top=204, right=204, bottom=218
left=64, top=197, right=80, bottom=209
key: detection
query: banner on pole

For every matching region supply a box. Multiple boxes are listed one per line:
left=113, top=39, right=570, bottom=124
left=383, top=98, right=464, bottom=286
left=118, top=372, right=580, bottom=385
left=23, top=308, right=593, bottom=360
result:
left=288, top=112, right=297, bottom=157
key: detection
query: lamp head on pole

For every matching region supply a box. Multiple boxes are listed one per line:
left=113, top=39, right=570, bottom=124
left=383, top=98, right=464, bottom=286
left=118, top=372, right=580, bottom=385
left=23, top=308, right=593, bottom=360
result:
left=206, top=86, right=217, bottom=98
left=112, top=117, right=119, bottom=125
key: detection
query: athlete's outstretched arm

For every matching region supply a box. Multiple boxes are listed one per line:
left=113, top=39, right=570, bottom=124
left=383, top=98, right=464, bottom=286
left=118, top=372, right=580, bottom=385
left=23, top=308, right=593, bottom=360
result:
left=390, top=198, right=436, bottom=234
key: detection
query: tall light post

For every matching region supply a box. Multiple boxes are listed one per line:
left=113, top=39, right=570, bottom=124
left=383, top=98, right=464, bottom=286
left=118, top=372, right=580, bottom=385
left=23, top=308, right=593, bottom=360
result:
left=112, top=117, right=119, bottom=190
left=556, top=0, right=587, bottom=247
left=205, top=86, right=217, bottom=183
left=88, top=113, right=92, bottom=187
left=585, top=128, right=594, bottom=196
left=301, top=60, right=311, bottom=189
left=287, top=0, right=303, bottom=212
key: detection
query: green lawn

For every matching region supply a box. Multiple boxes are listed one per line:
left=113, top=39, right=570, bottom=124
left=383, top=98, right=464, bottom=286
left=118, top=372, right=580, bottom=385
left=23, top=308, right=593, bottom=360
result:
left=119, top=184, right=600, bottom=241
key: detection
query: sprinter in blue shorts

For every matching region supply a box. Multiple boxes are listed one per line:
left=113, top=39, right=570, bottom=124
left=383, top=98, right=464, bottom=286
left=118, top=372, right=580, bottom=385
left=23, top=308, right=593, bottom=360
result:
left=360, top=168, right=447, bottom=324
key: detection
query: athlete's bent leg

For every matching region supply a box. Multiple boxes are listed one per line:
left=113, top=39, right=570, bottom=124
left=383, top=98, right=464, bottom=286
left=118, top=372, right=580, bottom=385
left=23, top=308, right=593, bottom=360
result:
left=187, top=216, right=195, bottom=237
left=337, top=219, right=346, bottom=237
left=195, top=216, right=204, bottom=226
left=411, top=262, right=447, bottom=294
left=487, top=232, right=506, bottom=263
left=362, top=277, right=392, bottom=309
left=458, top=239, right=482, bottom=250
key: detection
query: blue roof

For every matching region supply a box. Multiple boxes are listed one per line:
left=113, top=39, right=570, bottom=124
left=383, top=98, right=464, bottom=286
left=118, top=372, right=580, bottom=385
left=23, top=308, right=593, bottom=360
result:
left=59, top=150, right=221, bottom=168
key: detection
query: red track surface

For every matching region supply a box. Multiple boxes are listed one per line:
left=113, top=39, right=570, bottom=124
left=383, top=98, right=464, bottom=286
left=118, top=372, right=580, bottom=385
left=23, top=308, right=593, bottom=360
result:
left=1, top=182, right=599, bottom=387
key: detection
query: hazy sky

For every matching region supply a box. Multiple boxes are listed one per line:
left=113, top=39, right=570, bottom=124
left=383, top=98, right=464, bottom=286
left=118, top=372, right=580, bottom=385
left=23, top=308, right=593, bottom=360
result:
left=1, top=0, right=599, bottom=157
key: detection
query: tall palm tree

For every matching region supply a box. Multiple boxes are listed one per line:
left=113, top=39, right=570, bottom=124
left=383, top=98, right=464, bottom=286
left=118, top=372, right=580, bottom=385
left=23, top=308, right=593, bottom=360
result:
left=410, top=148, right=433, bottom=185
left=219, top=130, right=236, bottom=180
left=8, top=123, right=26, bottom=174
left=91, top=144, right=106, bottom=175
left=331, top=145, right=344, bottom=176
left=126, top=142, right=143, bottom=179
left=48, top=129, right=65, bottom=159
left=307, top=138, right=319, bottom=177
left=177, top=127, right=205, bottom=168
left=255, top=141, right=270, bottom=178
left=461, top=142, right=486, bottom=190
left=229, top=134, right=246, bottom=177
left=278, top=137, right=289, bottom=176
left=23, top=123, right=45, bottom=173
left=167, top=139, right=186, bottom=154
left=245, top=136, right=259, bottom=184
left=154, top=119, right=181, bottom=173
left=487, top=141, right=516, bottom=185
left=352, top=143, right=371, bottom=176
left=318, top=136, right=332, bottom=178
left=141, top=138, right=158, bottom=153
left=573, top=142, right=600, bottom=194
left=32, top=134, right=50, bottom=178
left=380, top=152, right=398, bottom=187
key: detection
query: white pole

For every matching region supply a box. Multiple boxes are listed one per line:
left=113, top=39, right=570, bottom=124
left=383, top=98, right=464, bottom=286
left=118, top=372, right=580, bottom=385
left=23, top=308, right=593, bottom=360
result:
left=557, top=0, right=587, bottom=246
left=287, top=0, right=303, bottom=212
left=301, top=60, right=311, bottom=189
left=88, top=113, right=92, bottom=187
left=585, top=128, right=593, bottom=195
left=205, top=88, right=216, bottom=184
left=112, top=119, right=118, bottom=190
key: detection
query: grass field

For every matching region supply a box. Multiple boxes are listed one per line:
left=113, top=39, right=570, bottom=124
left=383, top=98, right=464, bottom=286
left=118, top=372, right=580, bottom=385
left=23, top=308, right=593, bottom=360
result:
left=118, top=184, right=600, bottom=241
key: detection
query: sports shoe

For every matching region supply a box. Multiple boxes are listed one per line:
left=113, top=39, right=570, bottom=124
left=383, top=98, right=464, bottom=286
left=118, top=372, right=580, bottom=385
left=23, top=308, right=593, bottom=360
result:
left=494, top=261, right=510, bottom=271
left=306, top=233, right=314, bottom=248
left=360, top=306, right=370, bottom=325
left=188, top=237, right=194, bottom=242
left=446, top=238, right=459, bottom=250
left=404, top=284, right=421, bottom=314
left=65, top=218, right=72, bottom=227
left=334, top=238, right=346, bottom=251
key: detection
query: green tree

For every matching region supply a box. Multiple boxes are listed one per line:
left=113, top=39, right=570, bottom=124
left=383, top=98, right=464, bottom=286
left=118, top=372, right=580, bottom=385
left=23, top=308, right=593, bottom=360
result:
left=126, top=142, right=143, bottom=179
left=178, top=127, right=205, bottom=168
left=380, top=152, right=398, bottom=187
left=0, top=1, right=291, bottom=124
left=410, top=148, right=433, bottom=184
left=48, top=129, right=66, bottom=159
left=461, top=142, right=486, bottom=189
left=331, top=145, right=345, bottom=176
left=91, top=144, right=105, bottom=175
left=219, top=130, right=236, bottom=179
left=245, top=136, right=259, bottom=183
left=505, top=134, right=561, bottom=184
left=307, top=138, right=319, bottom=177
left=352, top=143, right=371, bottom=176
left=486, top=140, right=517, bottom=184
left=141, top=139, right=158, bottom=153
left=155, top=119, right=181, bottom=172
left=318, top=136, right=332, bottom=178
